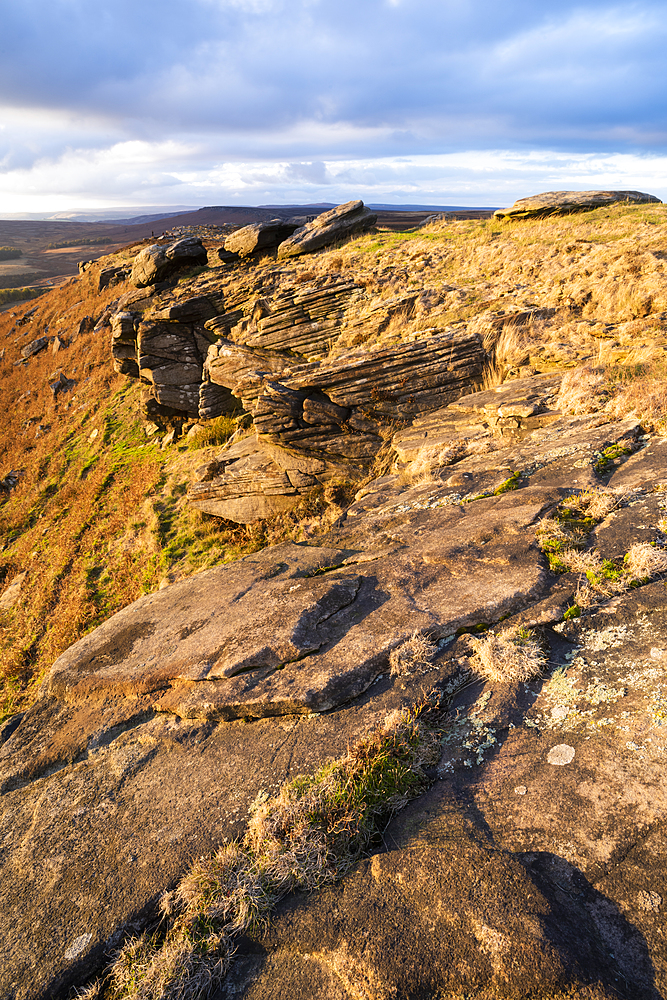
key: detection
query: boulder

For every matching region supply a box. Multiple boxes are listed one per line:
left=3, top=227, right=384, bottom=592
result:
left=130, top=237, right=208, bottom=288
left=224, top=220, right=299, bottom=258
left=97, top=264, right=130, bottom=292
left=277, top=200, right=377, bottom=258
left=494, top=190, right=661, bottom=219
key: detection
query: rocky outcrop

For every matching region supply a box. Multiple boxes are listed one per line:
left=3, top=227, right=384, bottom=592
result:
left=110, top=311, right=139, bottom=377
left=494, top=189, right=661, bottom=219
left=3, top=394, right=667, bottom=998
left=224, top=219, right=299, bottom=257
left=205, top=278, right=362, bottom=355
left=136, top=319, right=212, bottom=419
left=130, top=236, right=208, bottom=287
left=188, top=329, right=486, bottom=519
left=277, top=199, right=377, bottom=258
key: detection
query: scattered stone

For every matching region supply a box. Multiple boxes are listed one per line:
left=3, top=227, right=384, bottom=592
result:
left=494, top=190, right=661, bottom=220
left=20, top=337, right=48, bottom=359
left=0, top=572, right=27, bottom=611
left=51, top=335, right=67, bottom=355
left=50, top=372, right=75, bottom=397
left=73, top=315, right=95, bottom=339
left=0, top=470, right=20, bottom=495
left=277, top=200, right=378, bottom=258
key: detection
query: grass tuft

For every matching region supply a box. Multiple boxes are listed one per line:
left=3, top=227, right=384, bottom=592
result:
left=389, top=631, right=438, bottom=676
left=624, top=542, right=667, bottom=582
left=469, top=625, right=546, bottom=683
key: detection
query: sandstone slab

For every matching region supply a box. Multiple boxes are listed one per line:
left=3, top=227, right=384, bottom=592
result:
left=277, top=200, right=377, bottom=258
left=224, top=220, right=299, bottom=257
left=494, top=190, right=661, bottom=220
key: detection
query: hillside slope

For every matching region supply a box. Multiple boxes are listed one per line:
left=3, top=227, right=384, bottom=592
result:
left=1, top=201, right=666, bottom=719
left=1, top=200, right=667, bottom=1000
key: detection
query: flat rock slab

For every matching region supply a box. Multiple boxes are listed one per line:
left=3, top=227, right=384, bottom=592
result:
left=494, top=190, right=661, bottom=219
left=34, top=487, right=551, bottom=731
left=0, top=671, right=445, bottom=1000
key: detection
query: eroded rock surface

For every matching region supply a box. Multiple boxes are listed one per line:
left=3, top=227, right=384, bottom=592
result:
left=277, top=199, right=377, bottom=258
left=130, top=236, right=208, bottom=287
left=495, top=189, right=661, bottom=219
left=3, top=417, right=667, bottom=998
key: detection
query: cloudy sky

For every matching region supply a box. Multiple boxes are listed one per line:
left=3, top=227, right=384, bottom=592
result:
left=1, top=0, right=666, bottom=213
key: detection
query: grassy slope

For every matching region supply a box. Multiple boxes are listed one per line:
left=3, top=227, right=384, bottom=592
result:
left=1, top=203, right=667, bottom=719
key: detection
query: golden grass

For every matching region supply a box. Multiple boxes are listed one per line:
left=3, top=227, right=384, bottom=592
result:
left=468, top=626, right=546, bottom=683
left=389, top=631, right=438, bottom=676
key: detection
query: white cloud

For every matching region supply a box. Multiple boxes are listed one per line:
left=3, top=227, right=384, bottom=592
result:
left=1, top=143, right=665, bottom=213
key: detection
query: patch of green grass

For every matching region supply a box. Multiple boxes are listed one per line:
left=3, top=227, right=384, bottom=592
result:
left=593, top=443, right=632, bottom=476
left=187, top=415, right=237, bottom=450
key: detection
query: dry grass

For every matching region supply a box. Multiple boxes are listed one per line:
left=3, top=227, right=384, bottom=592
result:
left=557, top=359, right=667, bottom=431
left=469, top=625, right=546, bottom=683
left=624, top=542, right=667, bottom=581
left=389, top=631, right=438, bottom=676
left=404, top=437, right=496, bottom=483
left=84, top=703, right=446, bottom=999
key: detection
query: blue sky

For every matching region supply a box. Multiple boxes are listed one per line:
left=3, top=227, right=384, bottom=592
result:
left=1, top=0, right=666, bottom=211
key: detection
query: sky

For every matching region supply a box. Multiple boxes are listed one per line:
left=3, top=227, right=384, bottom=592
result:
left=1, top=0, right=666, bottom=213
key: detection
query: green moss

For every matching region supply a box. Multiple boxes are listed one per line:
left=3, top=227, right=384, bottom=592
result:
left=593, top=443, right=632, bottom=475
left=493, top=470, right=523, bottom=494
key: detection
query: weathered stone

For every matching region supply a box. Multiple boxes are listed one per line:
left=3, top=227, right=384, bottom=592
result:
left=151, top=292, right=225, bottom=324
left=233, top=788, right=624, bottom=1000
left=6, top=415, right=667, bottom=997
left=110, top=311, right=138, bottom=378
left=494, top=189, right=661, bottom=220
left=277, top=200, right=378, bottom=258
left=21, top=336, right=48, bottom=359
left=224, top=220, right=299, bottom=257
left=0, top=572, right=27, bottom=611
left=51, top=336, right=67, bottom=355
left=97, top=264, right=129, bottom=292
left=130, top=237, right=208, bottom=288
left=50, top=372, right=75, bottom=397
left=37, top=486, right=551, bottom=727
left=393, top=373, right=563, bottom=463
left=137, top=320, right=205, bottom=418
